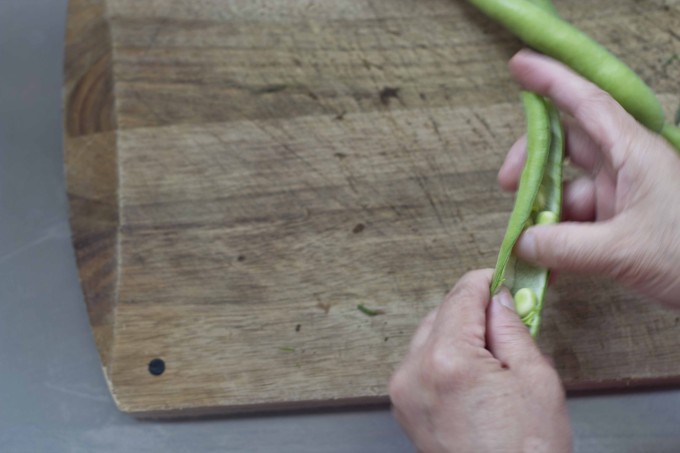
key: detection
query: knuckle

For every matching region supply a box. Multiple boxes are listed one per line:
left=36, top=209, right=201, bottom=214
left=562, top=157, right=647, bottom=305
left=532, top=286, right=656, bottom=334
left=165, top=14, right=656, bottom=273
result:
left=579, top=90, right=616, bottom=116
left=388, top=370, right=408, bottom=406
left=575, top=90, right=628, bottom=150
left=446, top=270, right=492, bottom=301
left=607, top=238, right=660, bottom=289
left=494, top=321, right=531, bottom=346
left=529, top=357, right=558, bottom=378
left=521, top=359, right=562, bottom=390
left=420, top=344, right=470, bottom=390
left=598, top=228, right=641, bottom=281
left=540, top=226, right=615, bottom=273
left=459, top=323, right=486, bottom=344
left=524, top=359, right=552, bottom=378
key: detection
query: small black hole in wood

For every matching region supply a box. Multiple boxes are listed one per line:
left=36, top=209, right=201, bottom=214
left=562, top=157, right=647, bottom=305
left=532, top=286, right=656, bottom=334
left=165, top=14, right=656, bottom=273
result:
left=148, top=358, right=165, bottom=376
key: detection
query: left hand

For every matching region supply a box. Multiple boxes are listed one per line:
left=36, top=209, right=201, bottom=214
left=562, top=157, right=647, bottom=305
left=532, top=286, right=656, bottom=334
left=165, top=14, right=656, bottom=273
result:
left=389, top=269, right=572, bottom=453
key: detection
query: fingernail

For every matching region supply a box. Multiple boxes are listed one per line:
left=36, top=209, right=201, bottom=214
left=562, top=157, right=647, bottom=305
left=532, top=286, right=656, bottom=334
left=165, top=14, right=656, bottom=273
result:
left=493, top=289, right=515, bottom=312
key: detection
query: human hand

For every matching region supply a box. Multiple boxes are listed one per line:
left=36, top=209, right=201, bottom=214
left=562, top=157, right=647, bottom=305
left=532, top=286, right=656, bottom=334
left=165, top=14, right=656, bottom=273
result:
left=389, top=270, right=571, bottom=453
left=498, top=49, right=680, bottom=306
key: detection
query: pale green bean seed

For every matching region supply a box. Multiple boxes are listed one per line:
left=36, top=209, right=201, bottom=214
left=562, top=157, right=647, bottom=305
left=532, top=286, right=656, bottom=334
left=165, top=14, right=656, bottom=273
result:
left=514, top=287, right=538, bottom=318
left=536, top=210, right=558, bottom=225
left=533, top=190, right=547, bottom=213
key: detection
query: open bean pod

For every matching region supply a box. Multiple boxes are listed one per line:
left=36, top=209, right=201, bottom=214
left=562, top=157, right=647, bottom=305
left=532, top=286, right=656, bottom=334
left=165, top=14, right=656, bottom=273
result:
left=490, top=92, right=551, bottom=296
left=505, top=102, right=564, bottom=337
left=488, top=0, right=564, bottom=337
left=490, top=93, right=563, bottom=337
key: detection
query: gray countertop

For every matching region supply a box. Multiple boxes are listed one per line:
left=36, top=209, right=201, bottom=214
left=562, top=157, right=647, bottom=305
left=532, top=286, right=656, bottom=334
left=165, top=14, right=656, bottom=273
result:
left=2, top=1, right=680, bottom=451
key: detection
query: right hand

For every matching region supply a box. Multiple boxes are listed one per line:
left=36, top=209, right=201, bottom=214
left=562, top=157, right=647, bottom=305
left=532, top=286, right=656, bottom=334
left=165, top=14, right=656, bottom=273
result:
left=390, top=270, right=572, bottom=453
left=498, top=49, right=680, bottom=306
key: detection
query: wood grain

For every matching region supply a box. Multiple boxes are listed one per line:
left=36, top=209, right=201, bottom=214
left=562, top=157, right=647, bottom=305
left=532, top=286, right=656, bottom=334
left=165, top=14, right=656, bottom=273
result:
left=64, top=0, right=119, bottom=375
left=64, top=0, right=680, bottom=416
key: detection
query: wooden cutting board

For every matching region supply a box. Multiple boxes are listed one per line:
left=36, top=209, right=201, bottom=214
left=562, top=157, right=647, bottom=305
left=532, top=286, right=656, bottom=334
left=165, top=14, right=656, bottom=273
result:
left=63, top=0, right=680, bottom=417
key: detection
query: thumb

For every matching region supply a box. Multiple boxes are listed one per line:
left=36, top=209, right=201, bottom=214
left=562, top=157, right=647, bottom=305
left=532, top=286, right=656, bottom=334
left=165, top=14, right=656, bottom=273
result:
left=515, top=221, right=621, bottom=275
left=486, top=289, right=543, bottom=368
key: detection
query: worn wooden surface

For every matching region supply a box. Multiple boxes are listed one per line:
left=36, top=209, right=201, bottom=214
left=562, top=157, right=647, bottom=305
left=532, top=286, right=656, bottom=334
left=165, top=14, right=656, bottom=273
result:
left=64, top=0, right=680, bottom=416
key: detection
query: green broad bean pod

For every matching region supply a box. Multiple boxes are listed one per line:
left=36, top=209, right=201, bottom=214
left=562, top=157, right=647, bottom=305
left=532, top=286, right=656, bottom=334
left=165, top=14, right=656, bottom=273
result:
left=507, top=0, right=564, bottom=336
left=490, top=92, right=551, bottom=296
left=527, top=0, right=557, bottom=15
left=466, top=0, right=666, bottom=133
left=489, top=0, right=564, bottom=337
left=506, top=103, right=564, bottom=337
left=662, top=123, right=680, bottom=151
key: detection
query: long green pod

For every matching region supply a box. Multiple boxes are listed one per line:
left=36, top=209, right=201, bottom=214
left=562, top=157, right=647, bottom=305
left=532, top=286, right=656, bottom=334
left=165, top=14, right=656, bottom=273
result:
left=527, top=0, right=557, bottom=15
left=538, top=103, right=563, bottom=215
left=507, top=102, right=564, bottom=337
left=466, top=0, right=666, bottom=132
left=490, top=92, right=551, bottom=294
left=662, top=123, right=680, bottom=152
left=502, top=0, right=564, bottom=337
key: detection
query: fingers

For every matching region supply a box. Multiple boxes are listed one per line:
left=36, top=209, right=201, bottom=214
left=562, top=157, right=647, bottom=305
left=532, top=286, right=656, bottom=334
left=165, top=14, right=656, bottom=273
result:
left=498, top=119, right=603, bottom=192
left=430, top=269, right=494, bottom=349
left=593, top=171, right=617, bottom=220
left=486, top=289, right=544, bottom=368
left=562, top=177, right=596, bottom=222
left=389, top=270, right=495, bottom=444
left=399, top=269, right=495, bottom=385
left=514, top=221, right=620, bottom=274
left=509, top=49, right=641, bottom=171
left=498, top=135, right=527, bottom=192
left=408, top=307, right=438, bottom=355
left=562, top=117, right=602, bottom=175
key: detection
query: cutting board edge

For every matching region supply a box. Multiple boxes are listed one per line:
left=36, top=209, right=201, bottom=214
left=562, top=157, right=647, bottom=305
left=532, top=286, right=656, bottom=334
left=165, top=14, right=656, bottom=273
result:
left=61, top=0, right=680, bottom=417
left=112, top=373, right=680, bottom=418
left=63, top=0, right=121, bottom=382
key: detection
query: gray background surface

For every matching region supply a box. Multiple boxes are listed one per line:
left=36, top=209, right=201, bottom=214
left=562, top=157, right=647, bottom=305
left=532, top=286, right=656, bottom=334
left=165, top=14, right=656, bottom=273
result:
left=1, top=0, right=680, bottom=451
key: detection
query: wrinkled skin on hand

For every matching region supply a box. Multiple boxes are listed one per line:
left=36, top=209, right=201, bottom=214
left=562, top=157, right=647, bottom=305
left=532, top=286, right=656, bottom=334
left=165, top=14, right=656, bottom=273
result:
left=500, top=50, right=680, bottom=306
left=390, top=49, right=680, bottom=453
left=389, top=270, right=572, bottom=453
